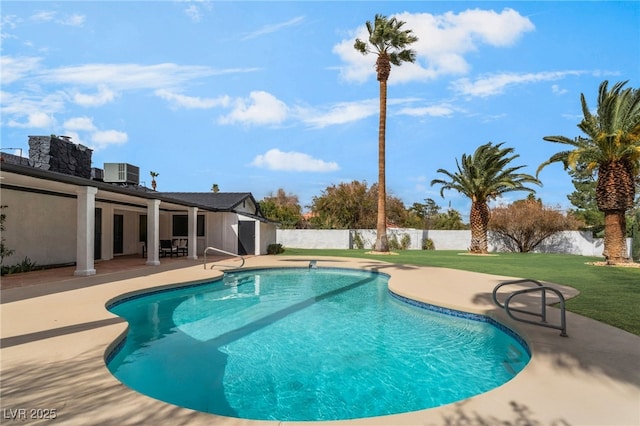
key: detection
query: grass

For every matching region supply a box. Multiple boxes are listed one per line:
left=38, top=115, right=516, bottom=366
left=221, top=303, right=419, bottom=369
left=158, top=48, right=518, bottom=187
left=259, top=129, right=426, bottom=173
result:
left=280, top=248, right=640, bottom=336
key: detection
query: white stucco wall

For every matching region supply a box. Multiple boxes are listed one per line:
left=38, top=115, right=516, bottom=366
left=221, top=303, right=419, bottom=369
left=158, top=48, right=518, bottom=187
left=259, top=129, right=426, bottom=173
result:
left=204, top=212, right=239, bottom=254
left=258, top=221, right=277, bottom=255
left=2, top=188, right=77, bottom=266
left=277, top=229, right=351, bottom=249
left=276, top=228, right=631, bottom=258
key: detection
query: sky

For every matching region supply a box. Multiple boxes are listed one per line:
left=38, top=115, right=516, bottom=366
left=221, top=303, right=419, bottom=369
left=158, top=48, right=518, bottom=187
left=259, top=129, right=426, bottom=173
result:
left=2, top=1, right=639, bottom=219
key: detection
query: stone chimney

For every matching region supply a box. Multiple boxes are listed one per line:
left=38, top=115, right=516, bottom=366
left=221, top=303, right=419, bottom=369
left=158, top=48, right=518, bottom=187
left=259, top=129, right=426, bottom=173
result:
left=28, top=135, right=93, bottom=178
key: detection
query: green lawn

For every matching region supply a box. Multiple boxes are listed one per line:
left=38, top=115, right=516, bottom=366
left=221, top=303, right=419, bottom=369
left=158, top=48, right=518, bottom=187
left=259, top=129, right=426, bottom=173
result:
left=279, top=248, right=640, bottom=336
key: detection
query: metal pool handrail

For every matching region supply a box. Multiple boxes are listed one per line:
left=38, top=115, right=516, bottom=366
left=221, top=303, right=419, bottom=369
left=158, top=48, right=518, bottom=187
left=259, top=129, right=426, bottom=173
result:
left=203, top=246, right=245, bottom=269
left=492, top=279, right=568, bottom=337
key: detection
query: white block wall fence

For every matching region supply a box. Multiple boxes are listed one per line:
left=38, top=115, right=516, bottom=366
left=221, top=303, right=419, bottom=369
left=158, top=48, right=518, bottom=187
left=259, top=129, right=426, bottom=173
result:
left=276, top=228, right=633, bottom=258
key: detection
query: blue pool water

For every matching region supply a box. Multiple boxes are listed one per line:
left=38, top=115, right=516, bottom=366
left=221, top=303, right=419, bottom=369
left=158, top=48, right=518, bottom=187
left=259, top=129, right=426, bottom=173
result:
left=107, top=267, right=530, bottom=421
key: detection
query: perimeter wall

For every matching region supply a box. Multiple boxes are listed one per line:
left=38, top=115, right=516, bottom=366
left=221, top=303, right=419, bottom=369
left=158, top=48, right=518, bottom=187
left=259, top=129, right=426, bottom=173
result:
left=276, top=229, right=633, bottom=258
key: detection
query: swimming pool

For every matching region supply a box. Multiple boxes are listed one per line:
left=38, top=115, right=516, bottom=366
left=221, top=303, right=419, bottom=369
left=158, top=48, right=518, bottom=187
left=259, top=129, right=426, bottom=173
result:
left=106, top=267, right=530, bottom=421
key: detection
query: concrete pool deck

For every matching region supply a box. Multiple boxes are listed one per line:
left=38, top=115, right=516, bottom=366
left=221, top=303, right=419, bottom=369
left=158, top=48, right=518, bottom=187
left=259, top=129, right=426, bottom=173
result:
left=1, top=255, right=638, bottom=425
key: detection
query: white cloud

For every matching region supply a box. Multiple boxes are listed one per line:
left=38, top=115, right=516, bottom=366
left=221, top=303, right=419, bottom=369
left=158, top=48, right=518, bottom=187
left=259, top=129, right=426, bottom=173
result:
left=7, top=111, right=55, bottom=128
left=155, top=89, right=230, bottom=109
left=39, top=63, right=260, bottom=91
left=451, top=70, right=585, bottom=97
left=219, top=91, right=288, bottom=125
left=241, top=16, right=305, bottom=41
left=59, top=117, right=127, bottom=151
left=297, top=99, right=379, bottom=128
left=251, top=148, right=339, bottom=172
left=1, top=56, right=42, bottom=84
left=184, top=5, right=202, bottom=22
left=551, top=84, right=568, bottom=95
left=397, top=104, right=455, bottom=117
left=90, top=130, right=128, bottom=150
left=334, top=8, right=534, bottom=84
left=73, top=85, right=117, bottom=107
left=64, top=116, right=97, bottom=131
left=31, top=11, right=56, bottom=23
left=297, top=97, right=424, bottom=127
left=30, top=10, right=85, bottom=27
left=1, top=91, right=65, bottom=120
left=1, top=14, right=21, bottom=31
left=182, top=1, right=212, bottom=22
left=60, top=14, right=85, bottom=27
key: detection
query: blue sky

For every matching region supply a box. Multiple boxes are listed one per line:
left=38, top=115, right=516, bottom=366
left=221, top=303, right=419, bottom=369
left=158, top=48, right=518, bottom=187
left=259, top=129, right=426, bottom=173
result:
left=2, top=1, right=638, bottom=219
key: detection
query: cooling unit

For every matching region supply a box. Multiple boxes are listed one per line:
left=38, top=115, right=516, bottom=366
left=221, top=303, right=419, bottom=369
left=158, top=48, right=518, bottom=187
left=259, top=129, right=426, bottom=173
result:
left=103, top=163, right=140, bottom=185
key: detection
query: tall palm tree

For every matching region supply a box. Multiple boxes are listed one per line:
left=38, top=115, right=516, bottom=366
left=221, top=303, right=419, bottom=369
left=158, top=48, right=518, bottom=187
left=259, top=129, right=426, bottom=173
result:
left=538, top=80, right=640, bottom=264
left=431, top=142, right=541, bottom=254
left=354, top=14, right=418, bottom=252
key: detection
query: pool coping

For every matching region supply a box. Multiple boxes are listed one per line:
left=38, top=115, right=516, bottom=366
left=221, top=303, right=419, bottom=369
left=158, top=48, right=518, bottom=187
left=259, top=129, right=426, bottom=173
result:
left=1, top=255, right=639, bottom=425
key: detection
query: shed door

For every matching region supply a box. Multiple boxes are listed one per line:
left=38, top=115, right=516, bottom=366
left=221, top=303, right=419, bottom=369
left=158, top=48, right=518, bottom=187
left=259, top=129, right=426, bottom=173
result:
left=238, top=221, right=255, bottom=256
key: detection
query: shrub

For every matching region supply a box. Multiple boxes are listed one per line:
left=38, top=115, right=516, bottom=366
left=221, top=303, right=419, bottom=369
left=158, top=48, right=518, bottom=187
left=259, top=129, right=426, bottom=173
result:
left=422, top=238, right=435, bottom=250
left=400, top=234, right=411, bottom=250
left=352, top=231, right=365, bottom=249
left=267, top=243, right=285, bottom=255
left=1, top=257, right=38, bottom=275
left=388, top=233, right=400, bottom=250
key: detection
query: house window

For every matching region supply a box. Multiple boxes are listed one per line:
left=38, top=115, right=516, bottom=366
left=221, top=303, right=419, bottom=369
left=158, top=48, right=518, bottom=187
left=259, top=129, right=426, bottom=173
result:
left=172, top=215, right=205, bottom=237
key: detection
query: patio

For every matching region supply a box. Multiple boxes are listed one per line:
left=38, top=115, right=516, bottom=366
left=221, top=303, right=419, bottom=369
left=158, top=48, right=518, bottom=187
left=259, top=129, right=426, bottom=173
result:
left=1, top=255, right=638, bottom=425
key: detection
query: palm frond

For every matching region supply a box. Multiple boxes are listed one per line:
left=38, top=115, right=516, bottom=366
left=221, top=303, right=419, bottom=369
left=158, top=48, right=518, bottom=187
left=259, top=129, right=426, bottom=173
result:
left=431, top=142, right=540, bottom=203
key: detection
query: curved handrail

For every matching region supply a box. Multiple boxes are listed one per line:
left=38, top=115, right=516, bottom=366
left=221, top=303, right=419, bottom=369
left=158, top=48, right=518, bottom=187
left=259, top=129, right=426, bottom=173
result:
left=492, top=279, right=544, bottom=310
left=203, top=246, right=245, bottom=270
left=493, top=279, right=568, bottom=337
left=505, top=287, right=568, bottom=337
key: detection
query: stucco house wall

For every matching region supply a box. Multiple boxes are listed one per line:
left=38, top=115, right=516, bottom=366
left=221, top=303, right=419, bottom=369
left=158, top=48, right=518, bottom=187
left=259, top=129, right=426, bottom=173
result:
left=2, top=188, right=77, bottom=266
left=1, top=137, right=277, bottom=273
left=259, top=221, right=277, bottom=254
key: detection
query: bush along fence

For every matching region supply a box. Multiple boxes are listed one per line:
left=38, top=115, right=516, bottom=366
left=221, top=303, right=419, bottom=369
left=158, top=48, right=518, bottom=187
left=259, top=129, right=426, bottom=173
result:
left=276, top=228, right=633, bottom=258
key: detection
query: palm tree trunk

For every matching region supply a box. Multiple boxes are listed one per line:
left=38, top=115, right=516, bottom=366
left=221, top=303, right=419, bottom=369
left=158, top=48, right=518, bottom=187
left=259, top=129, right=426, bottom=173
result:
left=374, top=77, right=389, bottom=252
left=603, top=210, right=629, bottom=264
left=469, top=201, right=489, bottom=254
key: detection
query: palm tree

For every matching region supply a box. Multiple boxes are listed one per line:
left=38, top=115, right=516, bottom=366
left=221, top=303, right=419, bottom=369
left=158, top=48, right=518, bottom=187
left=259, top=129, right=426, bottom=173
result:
left=538, top=80, right=640, bottom=264
left=354, top=14, right=418, bottom=252
left=431, top=142, right=541, bottom=254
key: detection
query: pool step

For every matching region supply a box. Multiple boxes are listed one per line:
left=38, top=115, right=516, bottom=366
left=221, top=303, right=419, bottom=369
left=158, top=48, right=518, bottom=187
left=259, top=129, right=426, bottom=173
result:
left=502, top=344, right=526, bottom=375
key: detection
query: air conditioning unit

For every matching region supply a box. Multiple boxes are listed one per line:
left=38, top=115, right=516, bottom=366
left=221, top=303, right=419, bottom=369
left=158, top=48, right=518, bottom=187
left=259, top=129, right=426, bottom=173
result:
left=103, top=163, right=140, bottom=185
left=91, top=167, right=104, bottom=181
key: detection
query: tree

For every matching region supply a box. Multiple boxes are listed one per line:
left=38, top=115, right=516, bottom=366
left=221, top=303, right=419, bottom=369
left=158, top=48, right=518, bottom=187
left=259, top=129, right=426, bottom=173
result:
left=566, top=162, right=605, bottom=236
left=309, top=180, right=409, bottom=229
left=149, top=171, right=159, bottom=191
left=432, top=208, right=467, bottom=230
left=538, top=81, right=640, bottom=264
left=431, top=142, right=541, bottom=254
left=489, top=196, right=584, bottom=252
left=354, top=14, right=418, bottom=252
left=259, top=189, right=302, bottom=229
left=310, top=181, right=374, bottom=229
left=409, top=198, right=441, bottom=229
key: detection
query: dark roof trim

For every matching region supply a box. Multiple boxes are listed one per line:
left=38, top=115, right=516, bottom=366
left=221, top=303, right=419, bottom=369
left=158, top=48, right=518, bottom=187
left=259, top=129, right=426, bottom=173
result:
left=1, top=162, right=216, bottom=212
left=0, top=162, right=274, bottom=221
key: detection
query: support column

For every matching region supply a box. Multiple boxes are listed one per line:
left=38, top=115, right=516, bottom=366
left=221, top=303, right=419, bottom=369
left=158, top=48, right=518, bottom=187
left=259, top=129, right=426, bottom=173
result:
left=75, top=186, right=98, bottom=276
left=188, top=207, right=198, bottom=260
left=146, top=199, right=161, bottom=266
